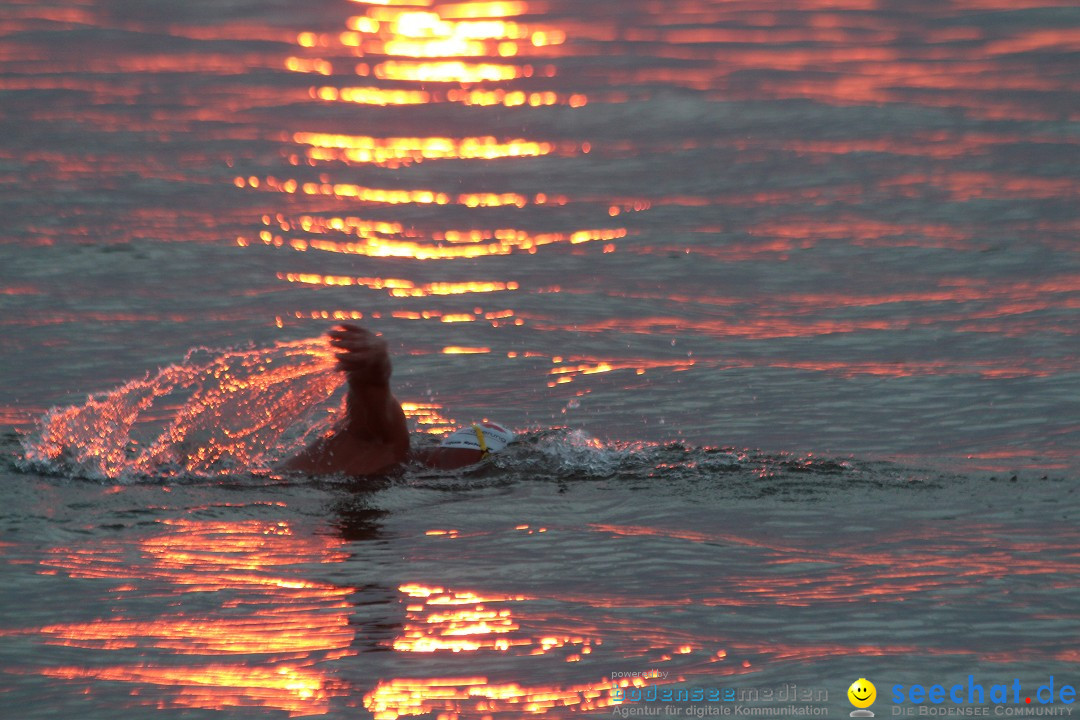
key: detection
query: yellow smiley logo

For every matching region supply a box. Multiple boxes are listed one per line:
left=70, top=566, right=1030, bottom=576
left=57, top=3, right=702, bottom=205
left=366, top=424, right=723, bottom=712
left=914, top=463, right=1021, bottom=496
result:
left=848, top=678, right=876, bottom=709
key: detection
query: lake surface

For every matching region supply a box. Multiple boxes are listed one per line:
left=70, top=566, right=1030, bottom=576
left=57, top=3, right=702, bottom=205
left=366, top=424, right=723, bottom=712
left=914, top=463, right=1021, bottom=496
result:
left=1, top=0, right=1078, bottom=717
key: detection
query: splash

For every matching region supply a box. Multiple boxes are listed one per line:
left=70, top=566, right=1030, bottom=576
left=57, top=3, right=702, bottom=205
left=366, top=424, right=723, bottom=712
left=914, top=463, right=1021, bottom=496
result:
left=428, top=428, right=742, bottom=486
left=21, top=338, right=344, bottom=480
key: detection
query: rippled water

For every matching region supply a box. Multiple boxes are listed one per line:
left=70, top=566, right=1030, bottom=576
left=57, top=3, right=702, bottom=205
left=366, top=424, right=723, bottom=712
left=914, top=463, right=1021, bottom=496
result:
left=1, top=0, right=1078, bottom=717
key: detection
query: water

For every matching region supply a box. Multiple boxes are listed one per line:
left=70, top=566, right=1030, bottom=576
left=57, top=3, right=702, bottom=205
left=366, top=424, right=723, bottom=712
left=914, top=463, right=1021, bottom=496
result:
left=1, top=0, right=1078, bottom=717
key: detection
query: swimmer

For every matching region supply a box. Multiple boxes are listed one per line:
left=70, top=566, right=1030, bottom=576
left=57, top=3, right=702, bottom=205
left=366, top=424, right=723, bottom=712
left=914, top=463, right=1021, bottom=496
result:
left=279, top=324, right=514, bottom=475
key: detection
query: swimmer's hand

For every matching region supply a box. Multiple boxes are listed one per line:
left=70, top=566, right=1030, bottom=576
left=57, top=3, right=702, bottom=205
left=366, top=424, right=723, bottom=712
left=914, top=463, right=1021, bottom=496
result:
left=328, top=323, right=391, bottom=386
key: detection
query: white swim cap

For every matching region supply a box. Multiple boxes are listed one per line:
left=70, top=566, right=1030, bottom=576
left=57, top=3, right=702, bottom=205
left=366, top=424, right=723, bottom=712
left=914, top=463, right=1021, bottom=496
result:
left=439, top=421, right=515, bottom=454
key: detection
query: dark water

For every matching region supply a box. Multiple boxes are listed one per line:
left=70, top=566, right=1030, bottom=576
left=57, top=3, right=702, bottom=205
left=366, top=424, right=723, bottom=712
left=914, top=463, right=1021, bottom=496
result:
left=1, top=0, right=1078, bottom=717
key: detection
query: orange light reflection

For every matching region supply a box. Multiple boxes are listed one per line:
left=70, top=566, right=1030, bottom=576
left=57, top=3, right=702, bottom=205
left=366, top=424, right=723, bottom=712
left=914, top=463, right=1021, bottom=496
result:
left=391, top=583, right=596, bottom=654
left=291, top=0, right=586, bottom=106
left=401, top=401, right=458, bottom=435
left=293, top=131, right=558, bottom=167
left=40, top=663, right=336, bottom=717
left=364, top=675, right=616, bottom=720
left=547, top=357, right=696, bottom=387
left=442, top=346, right=491, bottom=354
left=255, top=226, right=625, bottom=260
left=366, top=583, right=609, bottom=717
left=240, top=175, right=530, bottom=208
left=277, top=272, right=519, bottom=297
left=24, top=518, right=355, bottom=716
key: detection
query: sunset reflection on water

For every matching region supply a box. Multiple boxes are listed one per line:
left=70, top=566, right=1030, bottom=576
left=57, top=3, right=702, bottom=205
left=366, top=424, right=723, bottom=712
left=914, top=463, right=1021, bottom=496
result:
left=215, top=0, right=1080, bottom=451
left=290, top=0, right=583, bottom=106
left=9, top=508, right=1076, bottom=717
left=233, top=0, right=626, bottom=308
left=15, top=515, right=356, bottom=716
left=2, top=0, right=1079, bottom=715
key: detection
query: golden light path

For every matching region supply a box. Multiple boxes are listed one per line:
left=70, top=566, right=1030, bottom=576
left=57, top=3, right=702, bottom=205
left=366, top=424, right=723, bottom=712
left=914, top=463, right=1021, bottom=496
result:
left=275, top=310, right=517, bottom=327
left=277, top=0, right=1080, bottom=121
left=244, top=226, right=626, bottom=260
left=259, top=0, right=609, bottom=316
left=355, top=509, right=1080, bottom=720
left=39, top=664, right=335, bottom=717
left=364, top=675, right=616, bottom=719
left=401, top=400, right=459, bottom=434
left=235, top=0, right=623, bottom=273
left=287, top=0, right=587, bottom=107
left=237, top=175, right=531, bottom=208
left=10, top=494, right=1074, bottom=718
left=309, top=85, right=587, bottom=108
left=364, top=583, right=615, bottom=719
left=22, top=517, right=356, bottom=717
left=277, top=273, right=520, bottom=297
left=293, top=132, right=558, bottom=166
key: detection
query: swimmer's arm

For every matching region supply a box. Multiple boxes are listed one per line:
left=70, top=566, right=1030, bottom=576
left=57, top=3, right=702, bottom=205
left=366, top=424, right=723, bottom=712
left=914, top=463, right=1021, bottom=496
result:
left=279, top=324, right=409, bottom=475
left=331, top=323, right=410, bottom=458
